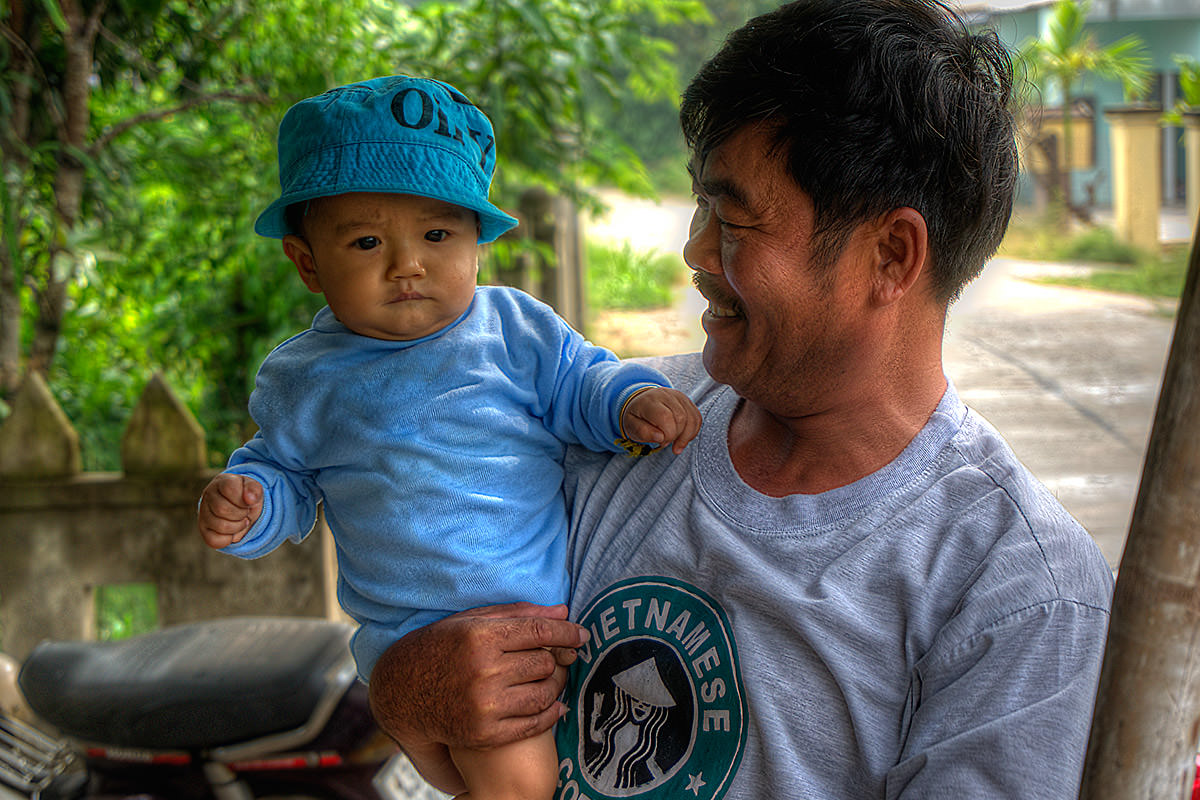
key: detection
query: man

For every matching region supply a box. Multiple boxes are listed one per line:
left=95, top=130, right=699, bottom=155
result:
left=369, top=1, right=1114, bottom=797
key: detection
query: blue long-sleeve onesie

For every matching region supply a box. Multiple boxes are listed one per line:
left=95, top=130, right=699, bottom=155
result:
left=221, top=285, right=669, bottom=680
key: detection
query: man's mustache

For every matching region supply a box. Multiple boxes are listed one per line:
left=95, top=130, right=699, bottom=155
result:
left=692, top=271, right=738, bottom=308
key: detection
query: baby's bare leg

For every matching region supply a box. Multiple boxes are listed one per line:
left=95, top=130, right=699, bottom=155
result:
left=449, top=728, right=558, bottom=800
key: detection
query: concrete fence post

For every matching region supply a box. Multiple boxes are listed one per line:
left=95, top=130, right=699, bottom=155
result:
left=120, top=372, right=207, bottom=476
left=1184, top=110, right=1200, bottom=240
left=0, top=371, right=81, bottom=480
left=0, top=373, right=335, bottom=660
left=1105, top=106, right=1164, bottom=253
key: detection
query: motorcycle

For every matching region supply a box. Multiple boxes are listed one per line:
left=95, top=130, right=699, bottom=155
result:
left=0, top=616, right=449, bottom=800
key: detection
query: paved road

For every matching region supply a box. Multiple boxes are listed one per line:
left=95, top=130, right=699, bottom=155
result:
left=587, top=194, right=1183, bottom=570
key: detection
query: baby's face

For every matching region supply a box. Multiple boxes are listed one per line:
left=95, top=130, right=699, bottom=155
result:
left=286, top=192, right=479, bottom=341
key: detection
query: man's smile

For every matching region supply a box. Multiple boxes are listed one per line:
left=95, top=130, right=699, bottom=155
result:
left=693, top=272, right=743, bottom=319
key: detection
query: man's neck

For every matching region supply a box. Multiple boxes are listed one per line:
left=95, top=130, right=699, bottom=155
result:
left=727, top=365, right=948, bottom=497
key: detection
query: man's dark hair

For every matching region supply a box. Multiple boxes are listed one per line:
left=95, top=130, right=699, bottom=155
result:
left=680, top=0, right=1018, bottom=302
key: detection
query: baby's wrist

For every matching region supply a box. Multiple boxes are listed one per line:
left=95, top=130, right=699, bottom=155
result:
left=618, top=385, right=662, bottom=435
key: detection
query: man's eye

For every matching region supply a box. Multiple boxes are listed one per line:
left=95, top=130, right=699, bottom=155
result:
left=353, top=236, right=380, bottom=250
left=426, top=229, right=449, bottom=243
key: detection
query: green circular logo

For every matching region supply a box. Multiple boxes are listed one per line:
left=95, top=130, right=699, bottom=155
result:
left=556, top=578, right=746, bottom=799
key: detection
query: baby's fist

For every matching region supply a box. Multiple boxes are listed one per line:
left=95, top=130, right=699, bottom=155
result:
left=197, top=473, right=263, bottom=550
left=620, top=387, right=702, bottom=455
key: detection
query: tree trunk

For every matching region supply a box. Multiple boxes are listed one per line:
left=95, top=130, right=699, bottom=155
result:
left=0, top=249, right=20, bottom=397
left=0, top=1, right=37, bottom=399
left=1078, top=218, right=1200, bottom=797
left=25, top=0, right=101, bottom=378
left=27, top=272, right=69, bottom=376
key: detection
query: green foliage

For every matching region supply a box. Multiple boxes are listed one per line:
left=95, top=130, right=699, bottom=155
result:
left=1053, top=226, right=1141, bottom=265
left=1068, top=250, right=1188, bottom=300
left=586, top=240, right=682, bottom=310
left=1181, top=57, right=1200, bottom=106
left=95, top=583, right=159, bottom=642
left=1014, top=0, right=1151, bottom=223
left=386, top=0, right=709, bottom=212
left=587, top=0, right=780, bottom=193
left=999, top=220, right=1189, bottom=300
left=1002, top=219, right=1135, bottom=264
left=1163, top=56, right=1200, bottom=125
left=1019, top=0, right=1152, bottom=104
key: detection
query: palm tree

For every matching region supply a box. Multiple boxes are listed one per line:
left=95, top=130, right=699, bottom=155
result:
left=1163, top=55, right=1200, bottom=125
left=1019, top=0, right=1152, bottom=225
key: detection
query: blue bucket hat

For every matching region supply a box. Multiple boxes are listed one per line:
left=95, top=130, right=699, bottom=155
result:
left=255, top=75, right=519, bottom=243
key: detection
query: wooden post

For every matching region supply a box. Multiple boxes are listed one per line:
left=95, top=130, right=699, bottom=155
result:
left=1079, top=217, right=1200, bottom=796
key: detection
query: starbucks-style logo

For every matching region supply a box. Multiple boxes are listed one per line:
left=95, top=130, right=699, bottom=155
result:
left=556, top=578, right=746, bottom=800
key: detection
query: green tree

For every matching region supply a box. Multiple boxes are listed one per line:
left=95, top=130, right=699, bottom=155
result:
left=386, top=0, right=708, bottom=206
left=0, top=0, right=279, bottom=400
left=585, top=0, right=778, bottom=194
left=2, top=0, right=404, bottom=461
left=1163, top=55, right=1200, bottom=124
left=1018, top=0, right=1151, bottom=225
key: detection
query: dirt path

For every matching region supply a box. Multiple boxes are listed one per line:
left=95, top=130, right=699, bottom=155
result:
left=583, top=191, right=704, bottom=358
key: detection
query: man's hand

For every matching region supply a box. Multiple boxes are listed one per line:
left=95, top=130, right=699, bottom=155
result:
left=368, top=603, right=588, bottom=792
left=621, top=387, right=702, bottom=455
left=197, top=473, right=263, bottom=549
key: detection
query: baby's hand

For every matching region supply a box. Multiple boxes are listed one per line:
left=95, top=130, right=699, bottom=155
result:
left=197, top=473, right=263, bottom=549
left=620, top=387, right=702, bottom=455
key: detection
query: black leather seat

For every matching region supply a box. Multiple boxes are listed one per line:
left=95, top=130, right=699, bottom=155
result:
left=19, top=617, right=354, bottom=750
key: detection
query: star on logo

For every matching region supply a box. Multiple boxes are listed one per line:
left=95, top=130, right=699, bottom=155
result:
left=686, top=772, right=707, bottom=796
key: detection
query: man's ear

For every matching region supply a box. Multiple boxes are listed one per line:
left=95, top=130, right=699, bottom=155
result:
left=283, top=235, right=322, bottom=294
left=870, top=207, right=929, bottom=307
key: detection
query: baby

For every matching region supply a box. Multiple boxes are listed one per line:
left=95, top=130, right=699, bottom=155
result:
left=196, top=75, right=701, bottom=800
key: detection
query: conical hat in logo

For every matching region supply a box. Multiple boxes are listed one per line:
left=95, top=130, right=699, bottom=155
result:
left=612, top=658, right=676, bottom=708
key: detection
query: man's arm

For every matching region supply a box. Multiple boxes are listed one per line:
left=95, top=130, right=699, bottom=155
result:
left=886, top=599, right=1109, bottom=799
left=367, top=602, right=588, bottom=793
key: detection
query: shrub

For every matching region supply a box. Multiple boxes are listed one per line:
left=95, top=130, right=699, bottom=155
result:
left=586, top=240, right=683, bottom=310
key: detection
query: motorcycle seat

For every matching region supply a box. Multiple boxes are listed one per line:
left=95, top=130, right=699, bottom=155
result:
left=18, top=617, right=355, bottom=750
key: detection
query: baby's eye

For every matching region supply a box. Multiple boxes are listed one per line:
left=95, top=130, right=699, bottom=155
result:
left=353, top=236, right=381, bottom=250
left=425, top=229, right=450, bottom=243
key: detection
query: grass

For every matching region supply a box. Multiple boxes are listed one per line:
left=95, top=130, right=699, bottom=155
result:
left=586, top=239, right=685, bottom=310
left=998, top=218, right=1191, bottom=301
left=95, top=583, right=159, bottom=641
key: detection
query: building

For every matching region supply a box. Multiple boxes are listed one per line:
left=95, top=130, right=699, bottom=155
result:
left=952, top=0, right=1200, bottom=213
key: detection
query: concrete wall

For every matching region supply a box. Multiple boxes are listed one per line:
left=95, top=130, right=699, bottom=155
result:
left=0, top=372, right=335, bottom=662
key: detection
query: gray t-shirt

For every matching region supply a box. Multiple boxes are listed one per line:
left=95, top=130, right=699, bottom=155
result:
left=555, top=354, right=1113, bottom=800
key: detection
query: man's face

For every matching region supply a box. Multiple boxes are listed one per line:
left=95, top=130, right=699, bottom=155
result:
left=284, top=192, right=479, bottom=341
left=683, top=125, right=877, bottom=414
